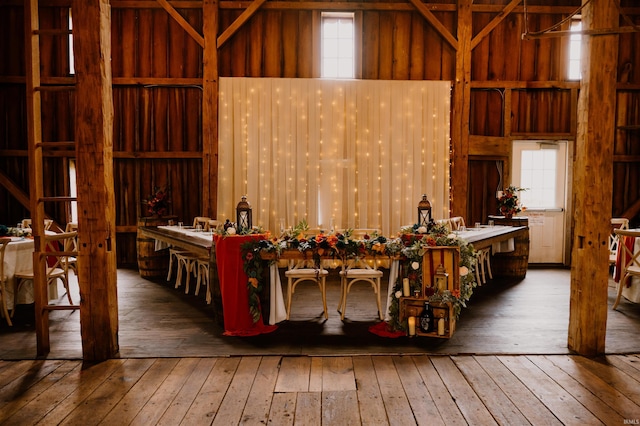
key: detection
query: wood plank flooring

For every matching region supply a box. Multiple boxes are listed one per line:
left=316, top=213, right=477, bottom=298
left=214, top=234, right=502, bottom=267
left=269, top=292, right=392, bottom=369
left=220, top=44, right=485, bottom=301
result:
left=1, top=267, right=639, bottom=424
left=1, top=267, right=639, bottom=358
left=1, top=354, right=639, bottom=425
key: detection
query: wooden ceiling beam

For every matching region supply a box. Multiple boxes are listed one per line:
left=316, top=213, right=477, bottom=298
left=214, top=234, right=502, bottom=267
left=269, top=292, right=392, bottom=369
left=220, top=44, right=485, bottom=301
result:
left=407, top=0, right=457, bottom=50
left=217, top=0, right=268, bottom=49
left=0, top=170, right=30, bottom=210
left=471, top=0, right=521, bottom=50
left=155, top=0, right=204, bottom=47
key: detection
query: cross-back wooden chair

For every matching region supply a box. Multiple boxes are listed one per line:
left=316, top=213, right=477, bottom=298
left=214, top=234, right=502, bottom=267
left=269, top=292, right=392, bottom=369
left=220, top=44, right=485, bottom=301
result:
left=61, top=223, right=78, bottom=276
left=0, top=238, right=13, bottom=326
left=192, top=216, right=211, bottom=231
left=284, top=228, right=329, bottom=320
left=13, top=231, right=78, bottom=311
left=613, top=228, right=640, bottom=310
left=609, top=218, right=630, bottom=270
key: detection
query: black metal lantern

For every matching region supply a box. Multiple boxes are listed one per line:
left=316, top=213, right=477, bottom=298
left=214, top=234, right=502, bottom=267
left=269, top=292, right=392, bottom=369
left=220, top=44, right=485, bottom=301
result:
left=417, top=194, right=432, bottom=227
left=236, top=195, right=252, bottom=232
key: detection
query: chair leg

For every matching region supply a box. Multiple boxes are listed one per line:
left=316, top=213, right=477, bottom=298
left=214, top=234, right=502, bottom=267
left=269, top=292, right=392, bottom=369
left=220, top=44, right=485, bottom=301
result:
left=475, top=259, right=482, bottom=286
left=167, top=251, right=175, bottom=281
left=286, top=277, right=294, bottom=320
left=479, top=252, right=487, bottom=285
left=175, top=257, right=184, bottom=289
left=59, top=272, right=73, bottom=304
left=374, top=277, right=383, bottom=320
left=184, top=260, right=193, bottom=294
left=485, top=251, right=493, bottom=280
left=0, top=285, right=12, bottom=326
left=319, top=276, right=328, bottom=319
left=338, top=275, right=347, bottom=317
left=613, top=275, right=627, bottom=310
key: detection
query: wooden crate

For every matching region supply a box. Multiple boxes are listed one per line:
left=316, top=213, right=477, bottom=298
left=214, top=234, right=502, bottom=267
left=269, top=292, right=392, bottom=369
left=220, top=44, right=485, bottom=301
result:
left=399, top=297, right=456, bottom=339
left=419, top=246, right=460, bottom=297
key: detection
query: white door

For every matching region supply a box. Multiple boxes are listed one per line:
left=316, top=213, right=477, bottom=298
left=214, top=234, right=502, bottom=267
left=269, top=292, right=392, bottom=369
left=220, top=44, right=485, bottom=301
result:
left=512, top=141, right=568, bottom=264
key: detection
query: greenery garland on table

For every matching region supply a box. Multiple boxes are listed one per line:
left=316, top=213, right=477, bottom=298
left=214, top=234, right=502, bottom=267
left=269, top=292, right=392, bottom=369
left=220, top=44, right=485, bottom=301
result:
left=385, top=223, right=478, bottom=332
left=239, top=221, right=478, bottom=326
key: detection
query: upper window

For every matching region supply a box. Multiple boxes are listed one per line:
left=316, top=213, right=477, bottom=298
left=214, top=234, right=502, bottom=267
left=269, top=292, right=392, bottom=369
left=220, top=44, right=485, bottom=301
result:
left=69, top=8, right=75, bottom=75
left=568, top=18, right=581, bottom=80
left=321, top=13, right=355, bottom=79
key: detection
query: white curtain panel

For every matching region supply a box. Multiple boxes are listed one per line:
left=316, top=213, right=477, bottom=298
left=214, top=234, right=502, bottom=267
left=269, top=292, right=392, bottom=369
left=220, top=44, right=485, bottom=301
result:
left=218, top=78, right=451, bottom=237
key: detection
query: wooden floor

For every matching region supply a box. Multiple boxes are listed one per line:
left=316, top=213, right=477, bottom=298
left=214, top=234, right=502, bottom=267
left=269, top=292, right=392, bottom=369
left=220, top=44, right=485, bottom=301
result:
left=1, top=267, right=639, bottom=358
left=1, top=353, right=640, bottom=424
left=1, top=268, right=640, bottom=424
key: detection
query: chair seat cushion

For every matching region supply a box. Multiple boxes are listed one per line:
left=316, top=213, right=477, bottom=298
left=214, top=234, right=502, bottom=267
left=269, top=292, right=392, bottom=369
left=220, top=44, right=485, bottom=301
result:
left=339, top=269, right=383, bottom=278
left=285, top=268, right=329, bottom=277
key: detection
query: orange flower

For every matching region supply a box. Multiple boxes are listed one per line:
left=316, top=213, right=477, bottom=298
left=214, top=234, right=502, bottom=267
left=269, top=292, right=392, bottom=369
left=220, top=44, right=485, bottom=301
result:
left=249, top=277, right=259, bottom=288
left=451, top=289, right=460, bottom=298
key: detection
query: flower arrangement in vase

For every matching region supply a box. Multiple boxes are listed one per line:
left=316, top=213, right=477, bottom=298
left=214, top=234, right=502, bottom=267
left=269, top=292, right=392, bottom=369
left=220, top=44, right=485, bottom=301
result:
left=142, top=186, right=170, bottom=217
left=497, top=185, right=526, bottom=218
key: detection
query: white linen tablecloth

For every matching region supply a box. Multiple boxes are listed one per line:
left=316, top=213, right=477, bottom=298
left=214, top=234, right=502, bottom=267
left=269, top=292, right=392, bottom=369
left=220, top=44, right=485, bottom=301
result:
left=3, top=237, right=58, bottom=310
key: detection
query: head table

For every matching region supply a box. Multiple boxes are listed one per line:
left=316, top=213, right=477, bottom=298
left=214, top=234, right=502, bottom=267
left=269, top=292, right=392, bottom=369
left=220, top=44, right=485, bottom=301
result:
left=139, top=223, right=529, bottom=338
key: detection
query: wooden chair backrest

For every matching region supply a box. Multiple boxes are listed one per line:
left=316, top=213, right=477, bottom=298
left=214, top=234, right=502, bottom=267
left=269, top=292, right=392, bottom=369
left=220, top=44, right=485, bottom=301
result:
left=614, top=228, right=640, bottom=271
left=193, top=216, right=211, bottom=229
left=44, top=231, right=78, bottom=274
left=0, top=238, right=10, bottom=280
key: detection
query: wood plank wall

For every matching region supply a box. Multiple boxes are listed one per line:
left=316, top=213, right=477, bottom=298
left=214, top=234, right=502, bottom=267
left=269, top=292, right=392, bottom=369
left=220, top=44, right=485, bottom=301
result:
left=0, top=0, right=639, bottom=266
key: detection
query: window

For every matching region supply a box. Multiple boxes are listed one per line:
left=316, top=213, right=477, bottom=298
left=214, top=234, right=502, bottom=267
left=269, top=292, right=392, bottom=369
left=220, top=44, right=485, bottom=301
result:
left=69, top=159, right=78, bottom=223
left=568, top=18, right=581, bottom=80
left=321, top=13, right=354, bottom=79
left=68, top=8, right=75, bottom=75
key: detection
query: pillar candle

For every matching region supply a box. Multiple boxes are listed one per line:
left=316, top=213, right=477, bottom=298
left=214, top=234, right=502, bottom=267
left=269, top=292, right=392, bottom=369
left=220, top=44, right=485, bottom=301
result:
left=438, top=316, right=445, bottom=336
left=403, top=278, right=410, bottom=297
left=408, top=316, right=416, bottom=336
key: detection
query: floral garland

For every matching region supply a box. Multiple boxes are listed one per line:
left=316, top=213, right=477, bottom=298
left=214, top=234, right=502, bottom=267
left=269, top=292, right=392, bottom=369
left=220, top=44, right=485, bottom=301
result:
left=0, top=225, right=30, bottom=238
left=239, top=221, right=478, bottom=326
left=241, top=239, right=274, bottom=323
left=386, top=223, right=477, bottom=332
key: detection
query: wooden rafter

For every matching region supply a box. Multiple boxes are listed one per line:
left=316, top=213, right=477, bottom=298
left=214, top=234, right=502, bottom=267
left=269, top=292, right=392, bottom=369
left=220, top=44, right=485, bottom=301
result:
left=0, top=170, right=30, bottom=209
left=155, top=0, right=204, bottom=47
left=471, top=0, right=521, bottom=49
left=407, top=0, right=458, bottom=50
left=217, top=0, right=268, bottom=48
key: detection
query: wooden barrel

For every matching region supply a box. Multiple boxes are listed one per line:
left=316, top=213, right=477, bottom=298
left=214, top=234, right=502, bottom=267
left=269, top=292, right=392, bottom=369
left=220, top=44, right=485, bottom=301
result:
left=136, top=216, right=176, bottom=278
left=487, top=216, right=530, bottom=279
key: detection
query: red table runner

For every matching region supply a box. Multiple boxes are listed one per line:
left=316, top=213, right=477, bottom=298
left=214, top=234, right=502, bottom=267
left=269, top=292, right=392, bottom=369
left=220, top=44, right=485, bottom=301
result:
left=214, top=234, right=277, bottom=336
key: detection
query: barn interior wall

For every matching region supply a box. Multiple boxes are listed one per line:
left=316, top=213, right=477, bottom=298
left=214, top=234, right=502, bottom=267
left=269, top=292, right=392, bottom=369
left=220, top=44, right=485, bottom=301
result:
left=0, top=1, right=639, bottom=267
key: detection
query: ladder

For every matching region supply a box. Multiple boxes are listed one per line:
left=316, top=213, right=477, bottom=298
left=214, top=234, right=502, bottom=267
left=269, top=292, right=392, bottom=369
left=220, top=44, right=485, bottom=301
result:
left=24, top=0, right=79, bottom=356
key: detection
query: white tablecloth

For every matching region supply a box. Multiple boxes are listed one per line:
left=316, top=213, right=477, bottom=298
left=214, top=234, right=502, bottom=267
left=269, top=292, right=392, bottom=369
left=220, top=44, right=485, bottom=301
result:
left=2, top=237, right=58, bottom=310
left=455, top=226, right=515, bottom=253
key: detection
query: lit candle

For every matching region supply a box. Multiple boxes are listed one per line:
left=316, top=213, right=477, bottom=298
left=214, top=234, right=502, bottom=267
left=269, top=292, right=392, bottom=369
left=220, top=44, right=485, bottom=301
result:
left=408, top=316, right=416, bottom=336
left=438, top=315, right=445, bottom=336
left=403, top=278, right=410, bottom=297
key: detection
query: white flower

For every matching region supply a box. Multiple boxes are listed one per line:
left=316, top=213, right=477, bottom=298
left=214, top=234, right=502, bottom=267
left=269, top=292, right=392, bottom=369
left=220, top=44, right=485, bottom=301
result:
left=227, top=227, right=237, bottom=235
left=417, top=226, right=428, bottom=234
left=411, top=261, right=420, bottom=270
left=448, top=233, right=457, bottom=239
left=459, top=266, right=469, bottom=276
left=395, top=290, right=403, bottom=299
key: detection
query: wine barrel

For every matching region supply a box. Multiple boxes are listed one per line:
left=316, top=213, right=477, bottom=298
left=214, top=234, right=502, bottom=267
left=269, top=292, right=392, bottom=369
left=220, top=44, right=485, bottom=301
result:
left=487, top=216, right=530, bottom=279
left=136, top=216, right=176, bottom=278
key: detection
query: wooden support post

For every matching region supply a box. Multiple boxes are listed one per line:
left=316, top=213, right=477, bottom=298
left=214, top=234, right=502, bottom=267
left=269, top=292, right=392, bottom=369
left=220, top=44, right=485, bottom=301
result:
left=568, top=0, right=618, bottom=356
left=451, top=0, right=472, bottom=219
left=73, top=0, right=119, bottom=360
left=203, top=0, right=219, bottom=219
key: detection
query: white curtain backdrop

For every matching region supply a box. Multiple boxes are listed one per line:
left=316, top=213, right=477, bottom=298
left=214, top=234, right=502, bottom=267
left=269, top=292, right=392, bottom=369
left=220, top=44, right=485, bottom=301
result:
left=218, top=78, right=451, bottom=237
